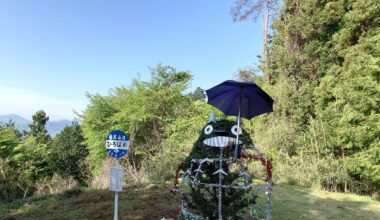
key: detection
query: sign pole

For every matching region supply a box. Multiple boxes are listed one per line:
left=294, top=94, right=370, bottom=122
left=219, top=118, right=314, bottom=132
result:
left=105, top=130, right=128, bottom=220
left=114, top=159, right=119, bottom=220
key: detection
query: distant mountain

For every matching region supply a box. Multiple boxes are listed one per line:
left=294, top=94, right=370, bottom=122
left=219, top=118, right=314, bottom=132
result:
left=0, top=114, right=72, bottom=136
left=0, top=114, right=30, bottom=131
left=46, top=120, right=72, bottom=136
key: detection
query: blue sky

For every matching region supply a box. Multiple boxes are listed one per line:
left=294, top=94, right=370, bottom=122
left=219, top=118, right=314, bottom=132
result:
left=0, top=0, right=263, bottom=120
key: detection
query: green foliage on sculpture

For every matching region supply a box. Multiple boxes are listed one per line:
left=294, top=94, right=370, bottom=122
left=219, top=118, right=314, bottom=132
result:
left=179, top=118, right=260, bottom=219
left=184, top=120, right=252, bottom=165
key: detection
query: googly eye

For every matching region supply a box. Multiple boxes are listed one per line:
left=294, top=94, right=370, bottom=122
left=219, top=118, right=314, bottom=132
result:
left=204, top=125, right=213, bottom=135
left=231, top=125, right=242, bottom=135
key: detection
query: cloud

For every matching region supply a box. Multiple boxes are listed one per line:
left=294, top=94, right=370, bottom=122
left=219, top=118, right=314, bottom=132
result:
left=0, top=85, right=87, bottom=120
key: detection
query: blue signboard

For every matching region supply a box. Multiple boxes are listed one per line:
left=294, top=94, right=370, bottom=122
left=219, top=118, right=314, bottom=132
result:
left=105, top=130, right=129, bottom=158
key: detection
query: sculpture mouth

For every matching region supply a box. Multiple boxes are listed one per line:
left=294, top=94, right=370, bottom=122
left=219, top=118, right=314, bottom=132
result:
left=203, top=136, right=242, bottom=148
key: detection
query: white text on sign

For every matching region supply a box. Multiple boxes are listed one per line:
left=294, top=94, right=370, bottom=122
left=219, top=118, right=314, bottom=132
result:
left=106, top=140, right=128, bottom=149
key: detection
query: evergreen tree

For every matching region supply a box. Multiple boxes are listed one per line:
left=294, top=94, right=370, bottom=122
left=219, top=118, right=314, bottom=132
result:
left=14, top=110, right=53, bottom=193
left=29, top=110, right=50, bottom=144
left=49, top=124, right=89, bottom=186
left=247, top=0, right=379, bottom=194
left=189, top=87, right=206, bottom=101
left=314, top=0, right=380, bottom=192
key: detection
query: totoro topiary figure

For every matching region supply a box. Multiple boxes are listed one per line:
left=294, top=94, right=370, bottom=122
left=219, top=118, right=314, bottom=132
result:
left=172, top=112, right=272, bottom=220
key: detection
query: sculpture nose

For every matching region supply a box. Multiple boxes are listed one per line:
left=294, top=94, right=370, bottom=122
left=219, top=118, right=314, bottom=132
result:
left=214, top=129, right=227, bottom=136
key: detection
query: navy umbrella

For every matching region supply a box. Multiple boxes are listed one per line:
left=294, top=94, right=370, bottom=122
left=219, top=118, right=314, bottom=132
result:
left=206, top=80, right=274, bottom=158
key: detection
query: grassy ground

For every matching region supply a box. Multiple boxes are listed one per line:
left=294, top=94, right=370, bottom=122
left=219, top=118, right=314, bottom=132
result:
left=272, top=185, right=380, bottom=220
left=1, top=184, right=379, bottom=220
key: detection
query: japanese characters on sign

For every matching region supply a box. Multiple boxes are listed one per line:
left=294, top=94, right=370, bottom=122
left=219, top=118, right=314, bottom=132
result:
left=105, top=130, right=129, bottom=158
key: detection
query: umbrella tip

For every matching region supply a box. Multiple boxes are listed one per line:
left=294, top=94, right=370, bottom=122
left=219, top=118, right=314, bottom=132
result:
left=209, top=111, right=216, bottom=123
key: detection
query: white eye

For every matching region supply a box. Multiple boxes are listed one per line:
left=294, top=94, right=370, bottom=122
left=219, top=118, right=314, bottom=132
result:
left=231, top=125, right=242, bottom=135
left=204, top=125, right=213, bottom=135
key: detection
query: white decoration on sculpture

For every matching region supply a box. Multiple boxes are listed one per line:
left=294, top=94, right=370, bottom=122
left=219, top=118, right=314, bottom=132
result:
left=178, top=145, right=273, bottom=220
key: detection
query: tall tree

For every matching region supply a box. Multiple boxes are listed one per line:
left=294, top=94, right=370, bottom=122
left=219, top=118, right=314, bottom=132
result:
left=189, top=87, right=206, bottom=101
left=13, top=110, right=53, bottom=195
left=82, top=64, right=194, bottom=183
left=314, top=0, right=380, bottom=192
left=29, top=110, right=50, bottom=144
left=250, top=0, right=379, bottom=194
left=231, top=0, right=280, bottom=61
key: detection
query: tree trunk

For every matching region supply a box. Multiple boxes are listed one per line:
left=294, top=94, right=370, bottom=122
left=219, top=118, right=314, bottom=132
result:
left=262, top=0, right=270, bottom=70
left=340, top=147, right=348, bottom=192
left=264, top=0, right=269, bottom=46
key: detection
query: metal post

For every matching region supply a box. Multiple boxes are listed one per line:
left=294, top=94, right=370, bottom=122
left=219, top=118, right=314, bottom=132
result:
left=218, top=148, right=223, bottom=220
left=234, top=109, right=241, bottom=159
left=114, top=159, right=119, bottom=220
left=114, top=191, right=118, bottom=220
left=234, top=87, right=243, bottom=159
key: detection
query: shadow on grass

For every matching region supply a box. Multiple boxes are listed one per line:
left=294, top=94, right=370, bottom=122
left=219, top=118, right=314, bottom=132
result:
left=272, top=184, right=380, bottom=220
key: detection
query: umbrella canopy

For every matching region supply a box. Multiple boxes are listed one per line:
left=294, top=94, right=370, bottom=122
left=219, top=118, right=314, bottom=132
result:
left=206, top=80, right=274, bottom=120
left=206, top=80, right=274, bottom=159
